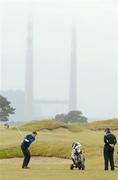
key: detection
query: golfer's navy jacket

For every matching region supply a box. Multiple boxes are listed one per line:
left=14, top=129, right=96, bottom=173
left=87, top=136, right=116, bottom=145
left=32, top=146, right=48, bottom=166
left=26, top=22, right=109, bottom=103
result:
left=104, top=133, right=117, bottom=150
left=21, top=134, right=35, bottom=149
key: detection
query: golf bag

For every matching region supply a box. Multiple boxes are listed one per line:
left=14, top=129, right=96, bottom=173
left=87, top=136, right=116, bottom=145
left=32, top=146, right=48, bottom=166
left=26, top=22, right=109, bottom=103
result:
left=70, top=142, right=85, bottom=170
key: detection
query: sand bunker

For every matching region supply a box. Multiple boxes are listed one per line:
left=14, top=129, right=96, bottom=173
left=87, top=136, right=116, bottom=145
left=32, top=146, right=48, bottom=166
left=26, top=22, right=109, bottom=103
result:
left=0, top=157, right=71, bottom=164
left=39, top=127, right=70, bottom=133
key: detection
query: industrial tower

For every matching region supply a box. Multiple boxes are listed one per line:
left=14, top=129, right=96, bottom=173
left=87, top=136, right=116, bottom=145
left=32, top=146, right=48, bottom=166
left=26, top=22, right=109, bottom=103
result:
left=69, top=27, right=77, bottom=111
left=25, top=14, right=33, bottom=121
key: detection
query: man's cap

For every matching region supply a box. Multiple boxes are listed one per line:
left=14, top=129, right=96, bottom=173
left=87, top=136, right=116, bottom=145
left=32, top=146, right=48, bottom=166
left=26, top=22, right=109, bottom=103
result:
left=32, top=131, right=37, bottom=135
left=104, top=128, right=111, bottom=133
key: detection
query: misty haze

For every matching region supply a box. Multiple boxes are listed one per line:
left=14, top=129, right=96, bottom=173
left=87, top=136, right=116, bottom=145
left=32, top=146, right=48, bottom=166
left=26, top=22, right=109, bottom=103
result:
left=0, top=0, right=118, bottom=122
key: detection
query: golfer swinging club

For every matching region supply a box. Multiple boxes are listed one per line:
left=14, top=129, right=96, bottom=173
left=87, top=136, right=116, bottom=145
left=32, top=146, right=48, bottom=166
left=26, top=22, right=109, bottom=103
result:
left=21, top=131, right=37, bottom=169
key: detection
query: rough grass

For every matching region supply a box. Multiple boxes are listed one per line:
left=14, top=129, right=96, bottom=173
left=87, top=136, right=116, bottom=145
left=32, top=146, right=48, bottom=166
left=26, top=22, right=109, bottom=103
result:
left=18, top=120, right=67, bottom=131
left=17, top=118, right=118, bottom=132
left=0, top=121, right=118, bottom=160
left=88, top=119, right=118, bottom=130
left=0, top=119, right=118, bottom=159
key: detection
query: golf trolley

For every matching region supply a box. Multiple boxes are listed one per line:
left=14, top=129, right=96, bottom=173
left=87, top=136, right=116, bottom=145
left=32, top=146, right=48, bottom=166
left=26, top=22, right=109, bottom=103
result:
left=70, top=154, right=85, bottom=170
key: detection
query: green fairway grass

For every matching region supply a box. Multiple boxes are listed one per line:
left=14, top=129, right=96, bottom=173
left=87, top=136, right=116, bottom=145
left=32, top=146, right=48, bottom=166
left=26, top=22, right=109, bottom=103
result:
left=0, top=157, right=118, bottom=180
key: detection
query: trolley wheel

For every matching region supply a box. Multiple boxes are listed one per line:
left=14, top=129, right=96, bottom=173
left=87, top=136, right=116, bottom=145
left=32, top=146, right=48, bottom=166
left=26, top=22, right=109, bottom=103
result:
left=81, top=165, right=85, bottom=170
left=70, top=164, right=74, bottom=170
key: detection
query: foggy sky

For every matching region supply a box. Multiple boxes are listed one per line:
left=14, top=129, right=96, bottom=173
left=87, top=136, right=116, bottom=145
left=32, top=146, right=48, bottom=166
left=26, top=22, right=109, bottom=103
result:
left=0, top=0, right=118, bottom=120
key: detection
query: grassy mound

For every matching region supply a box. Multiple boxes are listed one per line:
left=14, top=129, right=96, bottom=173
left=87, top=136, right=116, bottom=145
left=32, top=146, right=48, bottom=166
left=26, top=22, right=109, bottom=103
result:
left=18, top=118, right=118, bottom=132
left=18, top=120, right=87, bottom=133
left=88, top=118, right=118, bottom=130
left=19, top=120, right=68, bottom=131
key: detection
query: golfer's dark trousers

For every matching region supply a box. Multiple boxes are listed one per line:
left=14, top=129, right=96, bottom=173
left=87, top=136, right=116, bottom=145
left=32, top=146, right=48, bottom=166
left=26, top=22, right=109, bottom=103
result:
left=21, top=146, right=31, bottom=168
left=104, top=147, right=114, bottom=170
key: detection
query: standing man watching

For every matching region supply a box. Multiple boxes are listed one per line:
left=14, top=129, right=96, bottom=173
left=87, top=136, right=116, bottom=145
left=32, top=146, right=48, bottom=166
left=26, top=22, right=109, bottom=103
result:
left=21, top=131, right=37, bottom=169
left=104, top=128, right=117, bottom=171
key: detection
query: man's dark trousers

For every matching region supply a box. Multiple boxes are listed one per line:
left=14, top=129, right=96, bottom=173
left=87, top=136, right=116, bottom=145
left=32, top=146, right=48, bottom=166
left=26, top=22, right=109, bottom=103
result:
left=104, top=148, right=114, bottom=170
left=21, top=146, right=31, bottom=168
